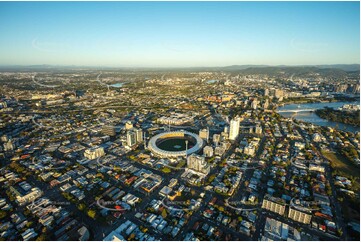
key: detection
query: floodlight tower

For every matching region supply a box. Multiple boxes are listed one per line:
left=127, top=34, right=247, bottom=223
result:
left=143, top=132, right=146, bottom=149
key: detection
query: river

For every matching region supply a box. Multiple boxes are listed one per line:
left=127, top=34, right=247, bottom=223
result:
left=110, top=83, right=124, bottom=88
left=277, top=101, right=360, bottom=133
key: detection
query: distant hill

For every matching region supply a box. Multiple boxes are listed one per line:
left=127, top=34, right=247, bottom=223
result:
left=231, top=66, right=353, bottom=78
left=0, top=64, right=359, bottom=73
left=315, top=64, right=360, bottom=72
left=174, top=64, right=359, bottom=73
left=219, top=65, right=270, bottom=71
left=219, top=64, right=359, bottom=72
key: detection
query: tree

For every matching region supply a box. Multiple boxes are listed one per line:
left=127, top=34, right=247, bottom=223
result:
left=161, top=167, right=171, bottom=173
left=338, top=228, right=343, bottom=237
left=36, top=234, right=47, bottom=241
left=78, top=203, right=86, bottom=211
left=128, top=233, right=135, bottom=240
left=0, top=210, right=7, bottom=219
left=161, top=208, right=168, bottom=219
left=26, top=221, right=33, bottom=228
left=87, top=209, right=97, bottom=219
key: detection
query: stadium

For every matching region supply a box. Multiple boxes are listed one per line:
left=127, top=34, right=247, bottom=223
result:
left=148, top=130, right=204, bottom=158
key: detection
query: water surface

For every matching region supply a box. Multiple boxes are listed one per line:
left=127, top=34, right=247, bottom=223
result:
left=277, top=101, right=360, bottom=133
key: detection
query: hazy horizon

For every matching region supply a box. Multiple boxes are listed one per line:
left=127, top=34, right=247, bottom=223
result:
left=0, top=1, right=360, bottom=67
left=0, top=63, right=360, bottom=69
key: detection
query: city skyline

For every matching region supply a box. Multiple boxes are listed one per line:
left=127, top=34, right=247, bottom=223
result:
left=0, top=1, right=360, bottom=67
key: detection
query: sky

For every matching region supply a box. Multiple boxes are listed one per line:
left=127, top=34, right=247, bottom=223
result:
left=0, top=1, right=359, bottom=67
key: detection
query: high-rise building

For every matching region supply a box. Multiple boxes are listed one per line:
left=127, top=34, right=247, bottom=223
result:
left=224, top=126, right=229, bottom=134
left=352, top=84, right=360, bottom=94
left=312, top=133, right=322, bottom=142
left=244, top=145, right=256, bottom=156
left=214, top=146, right=226, bottom=156
left=221, top=130, right=229, bottom=140
left=203, top=146, right=213, bottom=157
left=135, top=128, right=143, bottom=143
left=199, top=128, right=209, bottom=142
left=187, top=154, right=210, bottom=175
left=251, top=99, right=258, bottom=110
left=102, top=125, right=116, bottom=137
left=3, top=140, right=14, bottom=151
left=229, top=116, right=240, bottom=141
left=213, top=134, right=221, bottom=146
left=84, top=146, right=105, bottom=160
left=334, top=84, right=348, bottom=93
left=261, top=195, right=286, bottom=215
left=264, top=89, right=269, bottom=96
left=274, top=89, right=284, bottom=99
left=263, top=99, right=269, bottom=109
left=255, top=125, right=262, bottom=134
left=0, top=135, right=8, bottom=142
left=126, top=130, right=137, bottom=147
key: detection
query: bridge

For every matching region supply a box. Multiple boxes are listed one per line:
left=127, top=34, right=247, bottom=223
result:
left=278, top=108, right=316, bottom=113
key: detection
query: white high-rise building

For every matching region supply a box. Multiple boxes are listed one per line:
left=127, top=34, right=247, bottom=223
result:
left=255, top=125, right=262, bottom=134
left=213, top=134, right=221, bottom=146
left=187, top=154, right=210, bottom=175
left=135, top=128, right=143, bottom=143
left=251, top=99, right=258, bottom=110
left=203, top=146, right=214, bottom=157
left=4, top=140, right=14, bottom=151
left=264, top=89, right=269, bottom=96
left=126, top=130, right=137, bottom=147
left=199, top=128, right=209, bottom=142
left=0, top=135, right=8, bottom=142
left=229, top=116, right=240, bottom=141
left=84, top=146, right=104, bottom=160
left=263, top=99, right=269, bottom=109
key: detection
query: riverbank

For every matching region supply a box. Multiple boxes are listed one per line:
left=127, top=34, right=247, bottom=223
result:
left=281, top=95, right=359, bottom=105
left=315, top=108, right=360, bottom=127
left=277, top=101, right=360, bottom=133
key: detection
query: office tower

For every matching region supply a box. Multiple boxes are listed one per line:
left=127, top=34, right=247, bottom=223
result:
left=255, top=125, right=262, bottom=134
left=135, top=128, right=143, bottom=143
left=84, top=146, right=104, bottom=160
left=251, top=99, right=258, bottom=110
left=203, top=146, right=214, bottom=157
left=199, top=128, right=209, bottom=142
left=263, top=99, right=269, bottom=109
left=213, top=134, right=221, bottom=146
left=274, top=89, right=284, bottom=99
left=229, top=116, right=240, bottom=141
left=264, top=89, right=269, bottom=96
left=3, top=140, right=14, bottom=151
left=126, top=130, right=137, bottom=147
left=187, top=154, right=210, bottom=175
left=0, top=102, right=7, bottom=109
left=0, top=135, right=8, bottom=142
left=352, top=84, right=360, bottom=94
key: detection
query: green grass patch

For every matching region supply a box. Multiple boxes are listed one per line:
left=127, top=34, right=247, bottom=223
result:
left=322, top=151, right=359, bottom=177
